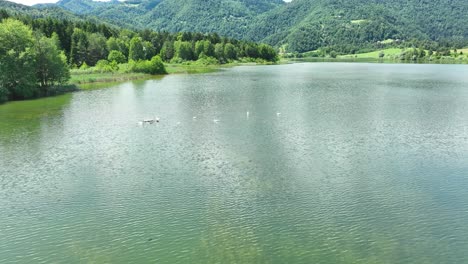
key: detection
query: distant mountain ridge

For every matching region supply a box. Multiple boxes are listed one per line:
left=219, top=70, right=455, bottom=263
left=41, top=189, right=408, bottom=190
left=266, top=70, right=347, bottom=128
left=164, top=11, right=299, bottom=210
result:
left=2, top=0, right=467, bottom=52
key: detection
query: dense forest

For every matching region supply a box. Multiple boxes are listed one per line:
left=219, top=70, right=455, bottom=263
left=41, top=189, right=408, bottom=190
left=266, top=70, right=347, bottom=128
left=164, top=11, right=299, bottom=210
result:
left=247, top=0, right=468, bottom=53
left=1, top=0, right=466, bottom=54
left=31, top=0, right=468, bottom=53
left=0, top=8, right=278, bottom=103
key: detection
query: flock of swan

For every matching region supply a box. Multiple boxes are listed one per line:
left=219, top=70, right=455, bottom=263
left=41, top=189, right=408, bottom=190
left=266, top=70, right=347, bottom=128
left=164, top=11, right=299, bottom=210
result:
left=139, top=111, right=281, bottom=125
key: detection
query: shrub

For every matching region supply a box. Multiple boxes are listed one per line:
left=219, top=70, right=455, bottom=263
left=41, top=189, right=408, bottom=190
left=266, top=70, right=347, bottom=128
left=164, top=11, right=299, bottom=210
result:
left=96, top=59, right=118, bottom=73
left=80, top=62, right=89, bottom=70
left=130, top=55, right=166, bottom=75
left=195, top=54, right=219, bottom=65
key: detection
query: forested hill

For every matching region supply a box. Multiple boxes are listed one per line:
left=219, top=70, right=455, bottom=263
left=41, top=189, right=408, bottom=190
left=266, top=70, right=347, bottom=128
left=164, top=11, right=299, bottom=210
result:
left=0, top=0, right=82, bottom=20
left=48, top=0, right=285, bottom=39
left=45, top=0, right=468, bottom=52
left=247, top=0, right=468, bottom=53
left=2, top=0, right=467, bottom=53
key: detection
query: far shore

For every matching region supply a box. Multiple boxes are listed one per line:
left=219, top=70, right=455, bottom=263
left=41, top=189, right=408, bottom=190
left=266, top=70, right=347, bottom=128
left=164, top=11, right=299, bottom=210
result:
left=1, top=59, right=466, bottom=106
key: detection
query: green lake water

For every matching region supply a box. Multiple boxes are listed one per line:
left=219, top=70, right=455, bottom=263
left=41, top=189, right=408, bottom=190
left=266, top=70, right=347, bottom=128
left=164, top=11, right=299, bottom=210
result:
left=1, top=63, right=468, bottom=263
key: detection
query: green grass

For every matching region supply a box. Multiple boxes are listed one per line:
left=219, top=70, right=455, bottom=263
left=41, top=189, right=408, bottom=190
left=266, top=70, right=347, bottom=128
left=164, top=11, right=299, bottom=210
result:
left=165, top=64, right=222, bottom=74
left=69, top=72, right=150, bottom=85
left=340, top=48, right=403, bottom=59
left=452, top=48, right=468, bottom=54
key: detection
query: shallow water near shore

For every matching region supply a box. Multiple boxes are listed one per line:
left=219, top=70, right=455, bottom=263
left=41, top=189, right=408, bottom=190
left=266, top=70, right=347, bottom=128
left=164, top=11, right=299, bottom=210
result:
left=1, top=63, right=468, bottom=263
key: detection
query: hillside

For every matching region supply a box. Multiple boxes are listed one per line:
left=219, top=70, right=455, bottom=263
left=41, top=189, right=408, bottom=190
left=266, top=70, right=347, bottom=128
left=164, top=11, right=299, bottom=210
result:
left=0, top=0, right=82, bottom=21
left=3, top=0, right=467, bottom=52
left=51, top=0, right=285, bottom=38
left=248, top=0, right=468, bottom=52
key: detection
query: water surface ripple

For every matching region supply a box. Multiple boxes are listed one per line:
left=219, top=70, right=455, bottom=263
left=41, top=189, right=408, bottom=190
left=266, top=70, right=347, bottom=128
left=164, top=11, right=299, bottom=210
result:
left=1, top=63, right=468, bottom=263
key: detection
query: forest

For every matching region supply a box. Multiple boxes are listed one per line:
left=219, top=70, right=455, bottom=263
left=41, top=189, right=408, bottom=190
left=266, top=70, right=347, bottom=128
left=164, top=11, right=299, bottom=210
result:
left=0, top=10, right=278, bottom=103
left=49, top=0, right=468, bottom=53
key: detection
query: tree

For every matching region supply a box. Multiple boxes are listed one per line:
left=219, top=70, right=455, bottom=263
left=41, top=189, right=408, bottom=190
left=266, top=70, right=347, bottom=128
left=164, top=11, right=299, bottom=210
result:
left=195, top=40, right=214, bottom=58
left=34, top=34, right=70, bottom=89
left=0, top=19, right=37, bottom=100
left=174, top=40, right=194, bottom=61
left=0, top=9, right=9, bottom=20
left=258, top=43, right=277, bottom=61
left=87, top=33, right=108, bottom=66
left=129, top=36, right=145, bottom=61
left=224, top=43, right=237, bottom=60
left=143, top=40, right=156, bottom=60
left=108, top=50, right=126, bottom=63
left=160, top=40, right=174, bottom=62
left=214, top=43, right=224, bottom=61
left=106, top=36, right=128, bottom=56
left=69, top=28, right=88, bottom=67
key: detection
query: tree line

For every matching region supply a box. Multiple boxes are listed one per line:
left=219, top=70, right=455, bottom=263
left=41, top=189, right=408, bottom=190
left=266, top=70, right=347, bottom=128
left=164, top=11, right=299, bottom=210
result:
left=0, top=10, right=277, bottom=66
left=0, top=19, right=70, bottom=103
left=0, top=11, right=278, bottom=103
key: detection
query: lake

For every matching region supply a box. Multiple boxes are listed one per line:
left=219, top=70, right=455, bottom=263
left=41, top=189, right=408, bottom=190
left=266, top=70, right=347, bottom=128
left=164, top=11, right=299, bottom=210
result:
left=1, top=63, right=468, bottom=263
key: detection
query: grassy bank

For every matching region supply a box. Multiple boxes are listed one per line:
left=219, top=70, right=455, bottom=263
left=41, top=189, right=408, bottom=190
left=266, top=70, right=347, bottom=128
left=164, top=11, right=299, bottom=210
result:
left=285, top=47, right=468, bottom=64
left=340, top=48, right=403, bottom=59
left=70, top=60, right=272, bottom=87
left=70, top=72, right=150, bottom=85
left=69, top=64, right=221, bottom=88
left=165, top=64, right=224, bottom=74
left=338, top=48, right=468, bottom=63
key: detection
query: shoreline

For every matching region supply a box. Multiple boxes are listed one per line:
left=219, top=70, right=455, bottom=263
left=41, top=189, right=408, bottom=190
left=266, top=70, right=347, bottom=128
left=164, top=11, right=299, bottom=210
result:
left=286, top=57, right=468, bottom=65
left=1, top=60, right=466, bottom=105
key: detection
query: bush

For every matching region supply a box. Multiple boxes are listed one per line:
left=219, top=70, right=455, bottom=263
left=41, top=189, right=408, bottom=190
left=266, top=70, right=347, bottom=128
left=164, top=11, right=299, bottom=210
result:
left=130, top=55, right=166, bottom=75
left=195, top=54, right=219, bottom=65
left=80, top=62, right=90, bottom=70
left=96, top=59, right=119, bottom=73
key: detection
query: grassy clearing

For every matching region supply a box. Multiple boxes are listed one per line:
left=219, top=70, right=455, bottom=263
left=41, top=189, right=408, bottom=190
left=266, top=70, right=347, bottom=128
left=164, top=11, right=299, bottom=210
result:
left=340, top=48, right=403, bottom=59
left=452, top=48, right=468, bottom=54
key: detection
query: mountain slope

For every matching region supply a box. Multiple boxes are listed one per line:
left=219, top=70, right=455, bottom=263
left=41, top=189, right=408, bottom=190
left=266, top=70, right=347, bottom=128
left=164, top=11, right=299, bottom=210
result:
left=4, top=0, right=466, bottom=52
left=247, top=0, right=468, bottom=52
left=142, top=0, right=285, bottom=39
left=0, top=0, right=83, bottom=21
left=52, top=0, right=285, bottom=38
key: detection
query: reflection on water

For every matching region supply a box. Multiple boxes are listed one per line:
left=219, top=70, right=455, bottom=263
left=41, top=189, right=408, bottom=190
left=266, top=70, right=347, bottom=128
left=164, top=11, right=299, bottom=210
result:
left=1, top=63, right=468, bottom=263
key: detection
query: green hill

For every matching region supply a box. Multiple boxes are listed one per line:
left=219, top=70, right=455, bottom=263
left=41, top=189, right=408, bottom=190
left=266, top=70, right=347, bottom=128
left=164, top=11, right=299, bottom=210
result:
left=248, top=0, right=468, bottom=52
left=0, top=0, right=83, bottom=21
left=51, top=0, right=285, bottom=38
left=2, top=0, right=467, bottom=52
